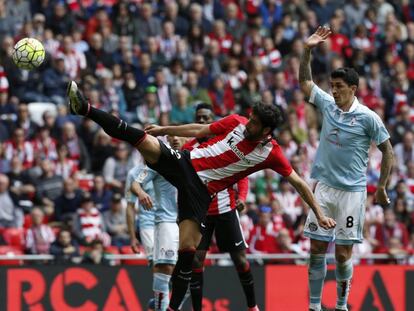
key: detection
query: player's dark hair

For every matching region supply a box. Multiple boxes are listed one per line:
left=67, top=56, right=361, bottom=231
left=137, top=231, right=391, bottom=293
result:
left=252, top=103, right=283, bottom=132
left=195, top=102, right=213, bottom=112
left=331, top=67, right=359, bottom=87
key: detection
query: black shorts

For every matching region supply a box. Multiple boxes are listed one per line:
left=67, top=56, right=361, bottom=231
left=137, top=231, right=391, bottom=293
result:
left=148, top=140, right=211, bottom=225
left=197, top=209, right=247, bottom=252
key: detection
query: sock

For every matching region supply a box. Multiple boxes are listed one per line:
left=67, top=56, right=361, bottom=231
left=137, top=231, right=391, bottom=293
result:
left=178, top=287, right=191, bottom=310
left=153, top=273, right=171, bottom=311
left=236, top=261, right=256, bottom=308
left=190, top=268, right=204, bottom=311
left=335, top=259, right=353, bottom=311
left=88, top=107, right=146, bottom=146
left=308, top=254, right=327, bottom=311
left=169, top=248, right=196, bottom=310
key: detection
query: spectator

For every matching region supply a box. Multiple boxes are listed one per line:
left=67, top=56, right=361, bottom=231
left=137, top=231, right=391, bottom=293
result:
left=61, top=121, right=90, bottom=172
left=186, top=70, right=212, bottom=105
left=0, top=173, right=23, bottom=227
left=31, top=127, right=58, bottom=162
left=134, top=3, right=162, bottom=44
left=137, top=86, right=160, bottom=125
left=170, top=87, right=194, bottom=124
left=102, top=142, right=132, bottom=190
left=374, top=209, right=409, bottom=255
left=394, top=131, right=414, bottom=174
left=34, top=158, right=63, bottom=211
left=54, top=143, right=78, bottom=179
left=208, top=75, right=235, bottom=117
left=103, top=193, right=130, bottom=246
left=82, top=239, right=111, bottom=265
left=25, top=207, right=55, bottom=255
left=73, top=193, right=110, bottom=246
left=4, top=127, right=34, bottom=169
left=50, top=229, right=80, bottom=264
left=47, top=2, right=75, bottom=35
left=42, top=56, right=71, bottom=105
left=14, top=103, right=38, bottom=140
left=85, top=33, right=114, bottom=73
left=91, top=175, right=113, bottom=212
left=7, top=155, right=35, bottom=211
left=249, top=205, right=279, bottom=254
left=53, top=177, right=83, bottom=222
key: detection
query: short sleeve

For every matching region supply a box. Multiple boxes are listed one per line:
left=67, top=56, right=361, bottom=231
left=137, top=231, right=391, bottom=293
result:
left=309, top=84, right=335, bottom=111
left=368, top=112, right=390, bottom=145
left=270, top=144, right=293, bottom=177
left=209, top=115, right=246, bottom=135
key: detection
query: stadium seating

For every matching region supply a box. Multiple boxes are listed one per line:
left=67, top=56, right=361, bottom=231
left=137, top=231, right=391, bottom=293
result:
left=0, top=246, right=24, bottom=265
left=2, top=228, right=25, bottom=248
left=119, top=245, right=148, bottom=265
left=27, top=102, right=57, bottom=126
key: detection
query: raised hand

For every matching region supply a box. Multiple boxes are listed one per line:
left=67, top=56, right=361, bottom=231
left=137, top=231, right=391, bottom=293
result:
left=305, top=26, right=331, bottom=49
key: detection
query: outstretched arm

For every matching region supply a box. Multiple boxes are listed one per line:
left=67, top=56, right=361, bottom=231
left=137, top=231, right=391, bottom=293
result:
left=145, top=123, right=212, bottom=138
left=285, top=170, right=336, bottom=229
left=375, top=139, right=394, bottom=205
left=299, top=26, right=331, bottom=97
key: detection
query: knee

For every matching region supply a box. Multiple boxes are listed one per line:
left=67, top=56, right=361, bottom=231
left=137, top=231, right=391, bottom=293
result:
left=310, top=240, right=328, bottom=255
left=231, top=251, right=248, bottom=270
left=335, top=252, right=351, bottom=263
left=192, top=252, right=206, bottom=269
left=154, top=264, right=174, bottom=275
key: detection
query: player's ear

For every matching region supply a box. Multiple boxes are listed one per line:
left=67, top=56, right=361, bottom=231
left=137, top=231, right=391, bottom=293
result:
left=262, top=126, right=271, bottom=136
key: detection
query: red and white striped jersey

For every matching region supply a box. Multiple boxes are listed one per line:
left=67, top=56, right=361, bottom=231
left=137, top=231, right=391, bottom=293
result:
left=189, top=115, right=293, bottom=195
left=183, top=138, right=249, bottom=215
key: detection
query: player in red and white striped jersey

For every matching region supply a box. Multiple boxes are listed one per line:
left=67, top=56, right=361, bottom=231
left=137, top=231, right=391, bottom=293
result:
left=181, top=103, right=258, bottom=311
left=67, top=81, right=336, bottom=311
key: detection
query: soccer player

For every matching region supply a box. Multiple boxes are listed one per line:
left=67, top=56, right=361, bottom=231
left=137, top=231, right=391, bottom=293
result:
left=126, top=159, right=179, bottom=311
left=67, top=81, right=336, bottom=310
left=182, top=103, right=258, bottom=311
left=299, top=26, right=394, bottom=311
left=125, top=165, right=155, bottom=262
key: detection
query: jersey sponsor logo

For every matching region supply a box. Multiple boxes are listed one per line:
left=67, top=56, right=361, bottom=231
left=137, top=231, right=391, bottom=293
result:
left=226, top=136, right=251, bottom=164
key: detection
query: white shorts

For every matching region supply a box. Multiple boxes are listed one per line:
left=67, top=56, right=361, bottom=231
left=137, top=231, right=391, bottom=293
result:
left=304, top=182, right=367, bottom=245
left=153, top=222, right=179, bottom=265
left=140, top=227, right=154, bottom=261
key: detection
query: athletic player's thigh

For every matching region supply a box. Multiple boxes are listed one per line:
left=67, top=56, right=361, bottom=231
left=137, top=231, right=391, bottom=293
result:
left=214, top=210, right=248, bottom=252
left=153, top=222, right=179, bottom=265
left=304, top=183, right=335, bottom=243
left=334, top=189, right=367, bottom=245
left=197, top=216, right=216, bottom=251
left=140, top=227, right=155, bottom=261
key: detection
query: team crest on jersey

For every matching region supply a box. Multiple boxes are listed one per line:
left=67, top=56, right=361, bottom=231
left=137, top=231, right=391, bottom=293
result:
left=136, top=170, right=148, bottom=183
left=326, top=128, right=342, bottom=147
left=350, top=116, right=357, bottom=126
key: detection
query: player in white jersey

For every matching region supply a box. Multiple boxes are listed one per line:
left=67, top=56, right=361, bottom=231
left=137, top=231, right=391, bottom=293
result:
left=125, top=159, right=179, bottom=311
left=67, top=81, right=336, bottom=310
left=299, top=26, right=394, bottom=311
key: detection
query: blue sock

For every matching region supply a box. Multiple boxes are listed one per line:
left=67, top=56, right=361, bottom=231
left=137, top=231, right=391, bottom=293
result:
left=335, top=259, right=353, bottom=311
left=153, top=273, right=171, bottom=311
left=308, top=254, right=327, bottom=311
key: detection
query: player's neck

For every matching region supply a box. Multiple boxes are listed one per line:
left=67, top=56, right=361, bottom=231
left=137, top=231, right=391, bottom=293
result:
left=340, top=96, right=355, bottom=112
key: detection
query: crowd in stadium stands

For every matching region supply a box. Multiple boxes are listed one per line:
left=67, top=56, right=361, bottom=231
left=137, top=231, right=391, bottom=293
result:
left=0, top=0, right=414, bottom=265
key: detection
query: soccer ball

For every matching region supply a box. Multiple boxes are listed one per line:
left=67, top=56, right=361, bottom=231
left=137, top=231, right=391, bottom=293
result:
left=12, top=38, right=45, bottom=70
